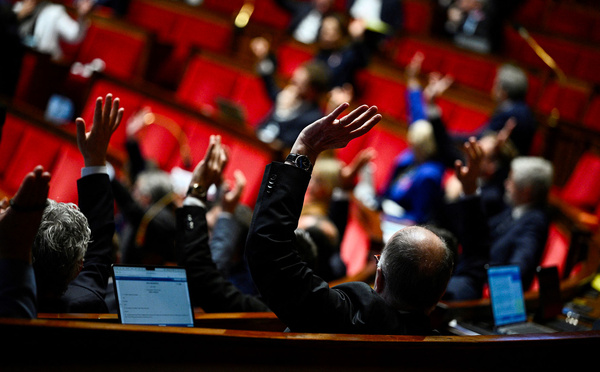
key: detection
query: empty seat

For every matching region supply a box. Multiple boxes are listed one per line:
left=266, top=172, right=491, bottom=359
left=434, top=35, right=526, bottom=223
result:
left=250, top=0, right=292, bottom=30
left=125, top=0, right=179, bottom=43
left=535, top=80, right=590, bottom=124
left=275, top=41, right=315, bottom=80
left=74, top=19, right=149, bottom=80
left=176, top=54, right=240, bottom=115
left=228, top=72, right=273, bottom=128
left=402, top=0, right=433, bottom=35
left=48, top=145, right=85, bottom=204
left=355, top=70, right=407, bottom=123
left=554, top=151, right=600, bottom=212
left=582, top=95, right=600, bottom=131
left=0, top=115, right=27, bottom=178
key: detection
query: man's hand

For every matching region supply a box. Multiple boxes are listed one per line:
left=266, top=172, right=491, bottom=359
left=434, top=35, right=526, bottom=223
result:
left=494, top=116, right=516, bottom=154
left=76, top=93, right=124, bottom=167
left=291, top=103, right=381, bottom=166
left=423, top=72, right=454, bottom=104
left=340, top=147, right=376, bottom=191
left=221, top=170, right=246, bottom=214
left=454, top=137, right=483, bottom=196
left=0, top=166, right=51, bottom=262
left=189, top=135, right=228, bottom=201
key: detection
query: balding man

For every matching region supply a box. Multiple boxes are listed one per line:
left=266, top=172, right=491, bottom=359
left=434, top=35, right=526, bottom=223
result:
left=246, top=103, right=455, bottom=335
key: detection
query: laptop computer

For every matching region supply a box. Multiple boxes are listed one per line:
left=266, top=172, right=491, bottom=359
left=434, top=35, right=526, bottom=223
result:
left=487, top=265, right=556, bottom=335
left=111, top=264, right=195, bottom=327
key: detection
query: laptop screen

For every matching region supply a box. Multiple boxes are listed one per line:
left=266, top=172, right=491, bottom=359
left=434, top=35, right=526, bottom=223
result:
left=112, top=265, right=195, bottom=327
left=487, top=265, right=528, bottom=327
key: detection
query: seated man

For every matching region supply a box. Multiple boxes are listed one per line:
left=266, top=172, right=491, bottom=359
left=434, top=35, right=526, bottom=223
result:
left=246, top=103, right=455, bottom=334
left=443, top=138, right=553, bottom=301
left=33, top=93, right=122, bottom=312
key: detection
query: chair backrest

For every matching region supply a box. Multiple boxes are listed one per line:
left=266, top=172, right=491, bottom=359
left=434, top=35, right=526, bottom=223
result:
left=558, top=151, right=600, bottom=211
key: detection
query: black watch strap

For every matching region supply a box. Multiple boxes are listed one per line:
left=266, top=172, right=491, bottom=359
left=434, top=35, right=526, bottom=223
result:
left=285, top=153, right=313, bottom=172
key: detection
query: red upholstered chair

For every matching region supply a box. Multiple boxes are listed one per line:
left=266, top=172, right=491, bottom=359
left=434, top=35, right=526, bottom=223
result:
left=134, top=100, right=192, bottom=171
left=442, top=102, right=490, bottom=136
left=228, top=72, right=273, bottom=128
left=393, top=38, right=445, bottom=73
left=250, top=0, right=292, bottom=30
left=355, top=70, right=407, bottom=123
left=0, top=115, right=27, bottom=178
left=442, top=53, right=498, bottom=93
left=535, top=80, right=590, bottom=124
left=574, top=48, right=600, bottom=86
left=48, top=145, right=85, bottom=204
left=225, top=141, right=273, bottom=208
left=402, top=0, right=433, bottom=35
left=542, top=4, right=597, bottom=42
left=176, top=55, right=240, bottom=116
left=201, top=0, right=245, bottom=15
left=275, top=41, right=315, bottom=80
left=582, top=95, right=600, bottom=131
left=168, top=12, right=234, bottom=58
left=363, top=126, right=409, bottom=192
left=74, top=20, right=149, bottom=80
left=125, top=0, right=179, bottom=43
left=1, top=127, right=62, bottom=196
left=553, top=151, right=600, bottom=212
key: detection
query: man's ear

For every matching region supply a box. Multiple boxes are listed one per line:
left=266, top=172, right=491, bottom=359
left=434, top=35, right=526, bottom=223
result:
left=374, top=266, right=385, bottom=294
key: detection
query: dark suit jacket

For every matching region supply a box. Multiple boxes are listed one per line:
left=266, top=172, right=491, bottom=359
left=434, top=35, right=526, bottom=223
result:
left=445, top=195, right=549, bottom=300
left=274, top=0, right=319, bottom=36
left=246, top=162, right=436, bottom=335
left=175, top=205, right=269, bottom=312
left=38, top=173, right=115, bottom=313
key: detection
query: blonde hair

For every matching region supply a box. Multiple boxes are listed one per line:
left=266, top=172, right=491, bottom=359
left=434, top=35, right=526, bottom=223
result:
left=408, top=120, right=437, bottom=160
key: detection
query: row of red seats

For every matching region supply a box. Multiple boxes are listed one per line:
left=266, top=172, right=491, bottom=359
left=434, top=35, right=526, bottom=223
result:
left=513, top=0, right=600, bottom=45
left=0, top=114, right=84, bottom=204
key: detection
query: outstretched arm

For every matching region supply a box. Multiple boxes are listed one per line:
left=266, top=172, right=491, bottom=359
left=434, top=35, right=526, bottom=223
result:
left=69, top=94, right=122, bottom=312
left=246, top=104, right=382, bottom=332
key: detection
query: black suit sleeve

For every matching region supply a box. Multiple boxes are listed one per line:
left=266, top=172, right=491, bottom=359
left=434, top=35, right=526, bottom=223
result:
left=176, top=205, right=269, bottom=312
left=67, top=173, right=115, bottom=312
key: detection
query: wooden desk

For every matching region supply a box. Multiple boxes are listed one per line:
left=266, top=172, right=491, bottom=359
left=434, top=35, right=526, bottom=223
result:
left=1, top=317, right=597, bottom=371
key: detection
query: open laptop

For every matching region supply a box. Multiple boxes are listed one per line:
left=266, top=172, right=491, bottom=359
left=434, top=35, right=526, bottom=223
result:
left=112, top=264, right=195, bottom=327
left=487, top=265, right=556, bottom=335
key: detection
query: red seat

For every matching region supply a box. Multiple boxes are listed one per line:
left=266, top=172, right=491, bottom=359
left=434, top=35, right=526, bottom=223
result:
left=583, top=95, right=600, bottom=131
left=542, top=4, right=597, bottom=42
left=554, top=151, right=600, bottom=211
left=135, top=100, right=192, bottom=171
left=0, top=115, right=27, bottom=178
left=125, top=0, right=179, bottom=43
left=355, top=70, right=407, bottom=123
left=250, top=0, right=292, bottom=30
left=201, top=0, right=245, bottom=15
left=442, top=102, right=490, bottom=135
left=535, top=81, right=590, bottom=124
left=229, top=72, right=273, bottom=128
left=393, top=38, right=445, bottom=74
left=75, top=20, right=149, bottom=80
left=574, top=48, right=600, bottom=85
left=176, top=55, right=240, bottom=116
left=1, top=127, right=63, bottom=196
left=340, top=209, right=371, bottom=276
left=529, top=223, right=570, bottom=292
left=275, top=41, right=315, bottom=80
left=402, top=0, right=433, bottom=35
left=48, top=145, right=85, bottom=204
left=225, top=141, right=273, bottom=208
left=442, top=53, right=498, bottom=93
left=363, top=126, right=409, bottom=192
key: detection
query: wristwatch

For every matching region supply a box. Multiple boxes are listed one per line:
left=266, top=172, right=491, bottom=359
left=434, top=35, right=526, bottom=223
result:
left=285, top=153, right=312, bottom=172
left=187, top=183, right=207, bottom=199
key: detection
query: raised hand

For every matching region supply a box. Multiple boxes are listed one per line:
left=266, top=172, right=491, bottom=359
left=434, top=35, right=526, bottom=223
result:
left=454, top=137, right=484, bottom=196
left=221, top=170, right=246, bottom=214
left=76, top=93, right=124, bottom=167
left=423, top=72, right=454, bottom=104
left=291, top=103, right=381, bottom=165
left=340, top=147, right=376, bottom=191
left=0, top=166, right=51, bottom=262
left=189, top=135, right=228, bottom=201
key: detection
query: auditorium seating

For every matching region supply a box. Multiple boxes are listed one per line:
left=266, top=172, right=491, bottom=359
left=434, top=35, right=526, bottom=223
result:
left=551, top=151, right=600, bottom=213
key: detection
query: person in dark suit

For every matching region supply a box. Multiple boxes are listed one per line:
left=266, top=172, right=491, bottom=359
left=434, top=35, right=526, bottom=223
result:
left=0, top=165, right=51, bottom=318
left=33, top=93, right=123, bottom=313
left=251, top=37, right=330, bottom=154
left=443, top=138, right=553, bottom=301
left=246, top=103, right=455, bottom=334
left=176, top=135, right=269, bottom=312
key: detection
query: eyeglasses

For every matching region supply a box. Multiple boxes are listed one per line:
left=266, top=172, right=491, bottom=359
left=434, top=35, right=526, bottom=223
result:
left=373, top=254, right=381, bottom=264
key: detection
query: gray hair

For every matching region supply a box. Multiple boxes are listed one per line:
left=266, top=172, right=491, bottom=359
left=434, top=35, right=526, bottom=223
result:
left=496, top=64, right=528, bottom=101
left=33, top=199, right=91, bottom=296
left=379, top=226, right=454, bottom=312
left=135, top=170, right=174, bottom=204
left=511, top=156, right=554, bottom=206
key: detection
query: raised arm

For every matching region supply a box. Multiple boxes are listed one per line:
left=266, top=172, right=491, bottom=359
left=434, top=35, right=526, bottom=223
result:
left=0, top=166, right=50, bottom=318
left=246, top=104, right=381, bottom=332
left=177, top=136, right=269, bottom=312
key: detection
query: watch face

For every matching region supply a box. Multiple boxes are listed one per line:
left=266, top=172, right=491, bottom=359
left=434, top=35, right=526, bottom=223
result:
left=299, top=156, right=310, bottom=170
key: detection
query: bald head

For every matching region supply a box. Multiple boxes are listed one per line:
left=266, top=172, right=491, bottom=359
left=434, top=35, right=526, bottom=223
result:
left=377, top=226, right=454, bottom=313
